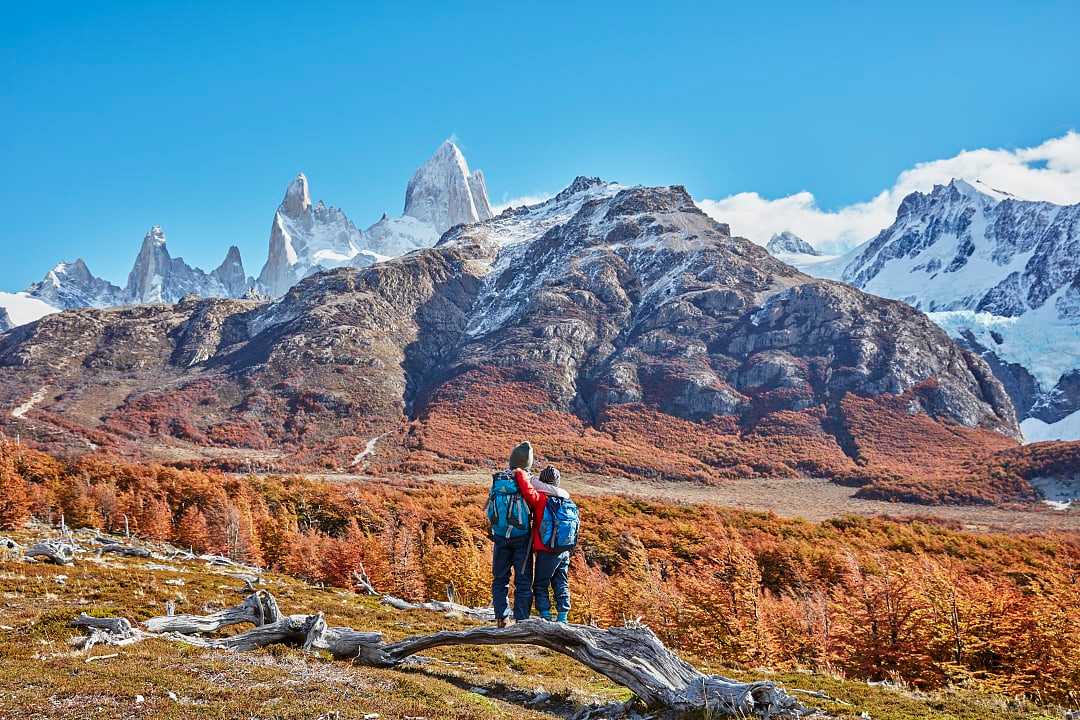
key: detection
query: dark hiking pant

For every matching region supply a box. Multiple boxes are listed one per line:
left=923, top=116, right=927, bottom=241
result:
left=492, top=537, right=533, bottom=621
left=532, top=550, right=571, bottom=618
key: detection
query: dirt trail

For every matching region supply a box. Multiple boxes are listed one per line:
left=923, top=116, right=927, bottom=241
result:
left=311, top=471, right=1079, bottom=533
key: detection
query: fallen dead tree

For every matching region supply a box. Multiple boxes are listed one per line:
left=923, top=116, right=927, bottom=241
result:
left=97, top=543, right=152, bottom=558
left=144, top=590, right=281, bottom=634
left=25, top=539, right=76, bottom=565
left=71, top=591, right=805, bottom=717
left=380, top=595, right=495, bottom=622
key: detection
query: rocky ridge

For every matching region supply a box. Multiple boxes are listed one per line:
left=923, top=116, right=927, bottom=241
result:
left=0, top=177, right=1029, bottom=502
left=8, top=140, right=495, bottom=311
left=832, top=179, right=1080, bottom=436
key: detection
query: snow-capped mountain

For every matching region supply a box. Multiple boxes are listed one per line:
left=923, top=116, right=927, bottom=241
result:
left=0, top=176, right=1020, bottom=494
left=766, top=231, right=820, bottom=257
left=831, top=179, right=1080, bottom=438
left=361, top=140, right=494, bottom=258
left=26, top=259, right=125, bottom=309
left=127, top=226, right=253, bottom=304
left=0, top=291, right=59, bottom=331
left=22, top=228, right=254, bottom=314
left=7, top=139, right=494, bottom=317
left=404, top=140, right=492, bottom=233
left=256, top=174, right=377, bottom=298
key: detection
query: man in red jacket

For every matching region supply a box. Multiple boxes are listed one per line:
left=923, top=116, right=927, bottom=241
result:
left=513, top=465, right=571, bottom=622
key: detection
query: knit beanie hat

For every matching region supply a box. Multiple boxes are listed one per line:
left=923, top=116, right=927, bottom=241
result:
left=539, top=466, right=561, bottom=486
left=509, top=441, right=534, bottom=470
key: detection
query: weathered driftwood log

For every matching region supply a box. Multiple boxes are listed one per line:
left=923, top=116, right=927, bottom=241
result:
left=199, top=553, right=259, bottom=572
left=26, top=539, right=76, bottom=565
left=172, top=612, right=386, bottom=662
left=381, top=595, right=495, bottom=622
left=71, top=613, right=144, bottom=650
left=230, top=573, right=261, bottom=592
left=144, top=589, right=281, bottom=633
left=73, top=591, right=804, bottom=717
left=375, top=620, right=802, bottom=716
left=98, top=543, right=152, bottom=558
left=352, top=563, right=378, bottom=595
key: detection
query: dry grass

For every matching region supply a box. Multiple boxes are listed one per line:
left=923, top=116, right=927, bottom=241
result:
left=0, top=525, right=1074, bottom=720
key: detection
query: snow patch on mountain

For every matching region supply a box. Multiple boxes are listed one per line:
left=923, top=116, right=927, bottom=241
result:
left=927, top=296, right=1080, bottom=391
left=1022, top=409, right=1080, bottom=445
left=0, top=291, right=59, bottom=328
left=364, top=214, right=439, bottom=257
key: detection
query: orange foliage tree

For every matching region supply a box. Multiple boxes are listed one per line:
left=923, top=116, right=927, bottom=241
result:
left=2, top=439, right=1078, bottom=701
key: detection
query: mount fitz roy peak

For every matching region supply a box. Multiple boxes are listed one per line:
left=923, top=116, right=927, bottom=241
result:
left=830, top=178, right=1080, bottom=439
left=364, top=140, right=493, bottom=259
left=4, top=139, right=494, bottom=315
left=403, top=140, right=493, bottom=232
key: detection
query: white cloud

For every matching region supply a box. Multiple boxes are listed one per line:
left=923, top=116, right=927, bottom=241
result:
left=696, top=131, right=1080, bottom=254
left=490, top=193, right=553, bottom=214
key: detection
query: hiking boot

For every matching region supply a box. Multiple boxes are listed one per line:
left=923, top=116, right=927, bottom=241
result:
left=539, top=611, right=553, bottom=621
left=497, top=617, right=508, bottom=629
left=556, top=612, right=569, bottom=623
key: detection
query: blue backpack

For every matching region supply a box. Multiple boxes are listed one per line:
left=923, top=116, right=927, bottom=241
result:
left=538, top=495, right=580, bottom=553
left=485, top=471, right=531, bottom=541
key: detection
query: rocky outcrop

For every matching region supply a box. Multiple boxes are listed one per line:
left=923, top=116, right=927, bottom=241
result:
left=211, top=246, right=251, bottom=298
left=766, top=231, right=820, bottom=256
left=0, top=308, right=11, bottom=333
left=256, top=174, right=374, bottom=298
left=438, top=181, right=1018, bottom=439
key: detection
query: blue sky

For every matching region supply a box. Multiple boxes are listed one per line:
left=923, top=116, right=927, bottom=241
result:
left=2, top=1, right=1079, bottom=289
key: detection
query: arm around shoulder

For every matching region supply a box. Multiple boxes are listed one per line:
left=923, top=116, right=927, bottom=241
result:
left=513, top=468, right=543, bottom=505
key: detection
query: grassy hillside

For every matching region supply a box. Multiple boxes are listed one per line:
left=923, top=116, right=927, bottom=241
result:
left=0, top=527, right=1073, bottom=720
